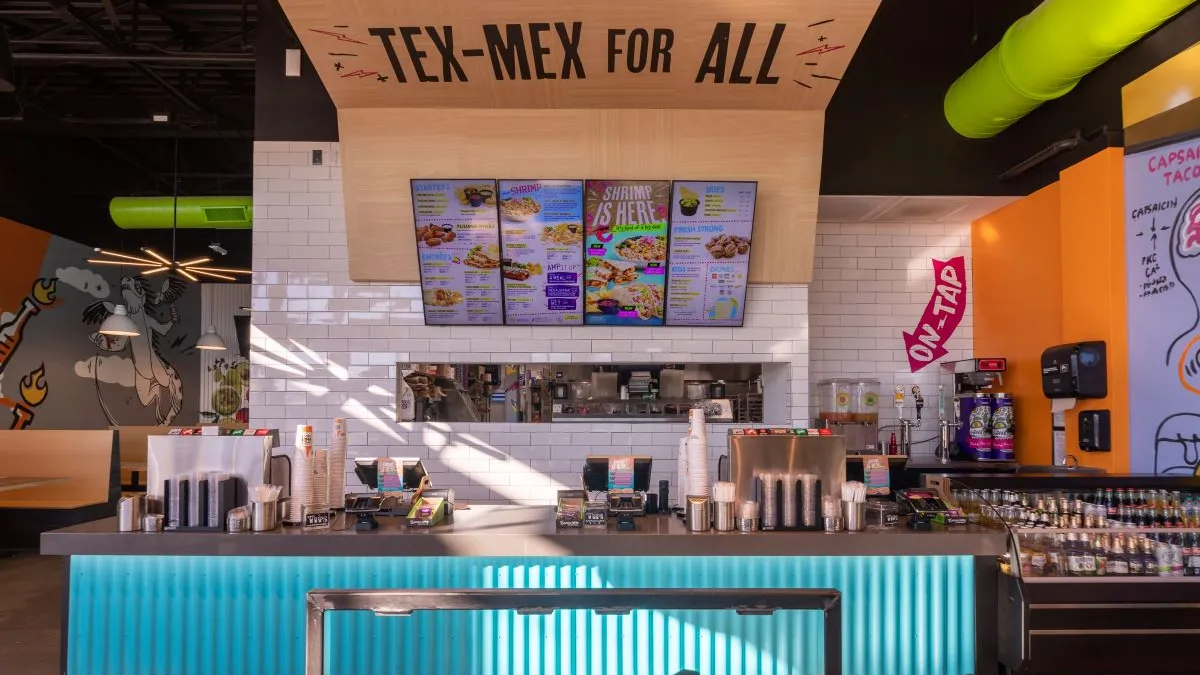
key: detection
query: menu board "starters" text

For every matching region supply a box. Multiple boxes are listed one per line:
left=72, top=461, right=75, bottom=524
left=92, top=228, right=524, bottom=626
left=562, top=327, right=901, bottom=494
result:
left=410, top=179, right=504, bottom=325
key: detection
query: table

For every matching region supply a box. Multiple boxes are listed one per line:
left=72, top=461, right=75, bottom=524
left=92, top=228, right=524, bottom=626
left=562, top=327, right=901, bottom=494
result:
left=0, top=477, right=63, bottom=493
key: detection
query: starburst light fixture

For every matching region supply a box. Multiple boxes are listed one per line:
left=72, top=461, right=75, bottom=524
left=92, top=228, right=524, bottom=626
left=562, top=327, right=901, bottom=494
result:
left=87, top=247, right=251, bottom=282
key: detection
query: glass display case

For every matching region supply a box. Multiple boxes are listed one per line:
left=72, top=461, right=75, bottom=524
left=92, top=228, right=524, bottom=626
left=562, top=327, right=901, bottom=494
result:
left=943, top=477, right=1200, bottom=675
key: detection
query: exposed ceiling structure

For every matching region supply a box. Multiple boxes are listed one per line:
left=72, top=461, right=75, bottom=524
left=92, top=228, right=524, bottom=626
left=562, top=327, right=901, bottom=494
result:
left=0, top=0, right=255, bottom=272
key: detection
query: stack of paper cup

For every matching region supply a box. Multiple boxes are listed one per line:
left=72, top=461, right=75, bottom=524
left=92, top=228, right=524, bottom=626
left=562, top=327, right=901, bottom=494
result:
left=287, top=424, right=314, bottom=523
left=676, top=437, right=689, bottom=508
left=685, top=407, right=710, bottom=498
left=312, top=448, right=329, bottom=510
left=327, top=418, right=348, bottom=509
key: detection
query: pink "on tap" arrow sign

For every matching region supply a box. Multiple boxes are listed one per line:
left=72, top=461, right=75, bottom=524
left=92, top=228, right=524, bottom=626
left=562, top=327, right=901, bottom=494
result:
left=903, top=256, right=967, bottom=373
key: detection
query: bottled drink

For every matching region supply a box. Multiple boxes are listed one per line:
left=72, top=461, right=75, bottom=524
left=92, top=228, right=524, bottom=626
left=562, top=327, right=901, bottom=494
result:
left=1105, top=489, right=1117, bottom=519
left=1044, top=534, right=1064, bottom=577
left=1137, top=489, right=1148, bottom=507
left=1093, top=534, right=1108, bottom=576
left=1117, top=488, right=1129, bottom=509
left=1128, top=536, right=1146, bottom=576
left=1118, top=505, right=1130, bottom=525
left=1065, top=532, right=1084, bottom=577
left=1108, top=534, right=1130, bottom=576
left=1093, top=489, right=1105, bottom=509
left=1187, top=531, right=1200, bottom=577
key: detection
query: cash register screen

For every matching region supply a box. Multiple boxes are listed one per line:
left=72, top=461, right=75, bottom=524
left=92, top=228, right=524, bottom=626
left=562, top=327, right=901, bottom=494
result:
left=583, top=456, right=652, bottom=492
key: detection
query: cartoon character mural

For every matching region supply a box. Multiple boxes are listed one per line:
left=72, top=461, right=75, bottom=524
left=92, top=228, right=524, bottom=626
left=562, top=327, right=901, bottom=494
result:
left=0, top=279, right=57, bottom=428
left=81, top=276, right=188, bottom=425
left=1152, top=185, right=1200, bottom=474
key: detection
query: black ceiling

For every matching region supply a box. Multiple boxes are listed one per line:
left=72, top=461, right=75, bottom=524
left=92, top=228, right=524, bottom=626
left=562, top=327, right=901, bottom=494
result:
left=2, top=0, right=1199, bottom=268
left=0, top=0, right=255, bottom=272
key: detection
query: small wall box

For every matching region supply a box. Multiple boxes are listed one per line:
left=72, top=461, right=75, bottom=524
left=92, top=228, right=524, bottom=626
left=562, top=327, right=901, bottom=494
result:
left=1079, top=410, right=1111, bottom=452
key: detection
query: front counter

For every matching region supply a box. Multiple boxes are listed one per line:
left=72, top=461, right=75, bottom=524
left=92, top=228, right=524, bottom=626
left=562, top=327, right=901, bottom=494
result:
left=45, top=505, right=1005, bottom=675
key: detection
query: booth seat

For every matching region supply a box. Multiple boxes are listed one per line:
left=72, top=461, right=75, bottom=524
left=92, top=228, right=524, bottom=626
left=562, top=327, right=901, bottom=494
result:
left=0, top=429, right=119, bottom=549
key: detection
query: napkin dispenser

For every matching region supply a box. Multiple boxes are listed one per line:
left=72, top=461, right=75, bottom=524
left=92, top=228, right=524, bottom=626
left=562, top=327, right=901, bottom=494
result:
left=1041, top=341, right=1107, bottom=399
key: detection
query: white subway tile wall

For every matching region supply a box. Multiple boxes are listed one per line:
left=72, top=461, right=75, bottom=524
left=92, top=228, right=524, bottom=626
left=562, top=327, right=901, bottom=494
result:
left=808, top=222, right=973, bottom=457
left=251, top=141, right=811, bottom=504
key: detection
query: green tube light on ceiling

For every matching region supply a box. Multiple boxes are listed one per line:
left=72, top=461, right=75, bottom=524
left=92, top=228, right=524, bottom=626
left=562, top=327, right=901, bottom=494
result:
left=109, top=196, right=253, bottom=230
left=944, top=0, right=1198, bottom=139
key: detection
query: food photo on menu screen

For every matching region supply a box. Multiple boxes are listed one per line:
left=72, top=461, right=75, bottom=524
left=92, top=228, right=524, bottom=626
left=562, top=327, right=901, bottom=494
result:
left=583, top=180, right=670, bottom=326
left=410, top=179, right=504, bottom=325
left=498, top=180, right=585, bottom=325
left=665, top=181, right=756, bottom=326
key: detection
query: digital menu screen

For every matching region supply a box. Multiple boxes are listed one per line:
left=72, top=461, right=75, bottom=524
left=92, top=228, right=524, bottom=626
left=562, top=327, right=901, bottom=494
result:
left=583, top=180, right=670, bottom=326
left=665, top=181, right=757, bottom=326
left=410, top=179, right=504, bottom=325
left=497, top=180, right=585, bottom=325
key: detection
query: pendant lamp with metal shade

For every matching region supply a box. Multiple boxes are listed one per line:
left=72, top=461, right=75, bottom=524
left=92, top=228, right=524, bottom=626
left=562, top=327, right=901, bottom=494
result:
left=194, top=285, right=227, bottom=351
left=195, top=325, right=227, bottom=351
left=98, top=305, right=140, bottom=337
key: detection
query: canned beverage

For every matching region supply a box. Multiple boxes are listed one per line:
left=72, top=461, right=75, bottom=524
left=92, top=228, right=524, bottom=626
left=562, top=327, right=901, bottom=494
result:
left=955, top=393, right=994, bottom=459
left=991, top=393, right=1015, bottom=461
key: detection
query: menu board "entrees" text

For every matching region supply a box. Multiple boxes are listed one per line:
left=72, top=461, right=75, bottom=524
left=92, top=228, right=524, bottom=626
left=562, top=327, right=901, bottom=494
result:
left=666, top=181, right=757, bottom=326
left=410, top=179, right=504, bottom=325
left=498, top=180, right=585, bottom=325
left=583, top=180, right=670, bottom=326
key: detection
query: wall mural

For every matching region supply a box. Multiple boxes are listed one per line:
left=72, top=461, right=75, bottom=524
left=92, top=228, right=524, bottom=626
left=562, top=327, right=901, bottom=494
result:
left=0, top=217, right=200, bottom=429
left=82, top=276, right=188, bottom=425
left=1125, top=135, right=1200, bottom=474
left=0, top=279, right=57, bottom=428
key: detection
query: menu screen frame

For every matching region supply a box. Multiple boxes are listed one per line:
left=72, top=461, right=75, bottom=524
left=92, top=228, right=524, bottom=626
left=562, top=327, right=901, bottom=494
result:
left=410, top=178, right=506, bottom=326
left=582, top=179, right=672, bottom=327
left=497, top=178, right=587, bottom=326
left=664, top=179, right=758, bottom=328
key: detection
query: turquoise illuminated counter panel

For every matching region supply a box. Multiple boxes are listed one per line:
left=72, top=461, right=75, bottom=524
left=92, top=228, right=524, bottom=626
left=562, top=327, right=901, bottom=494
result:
left=43, top=506, right=1006, bottom=675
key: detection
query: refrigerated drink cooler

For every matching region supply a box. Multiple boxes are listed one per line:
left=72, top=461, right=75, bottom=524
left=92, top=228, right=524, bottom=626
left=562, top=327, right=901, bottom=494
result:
left=940, top=473, right=1200, bottom=675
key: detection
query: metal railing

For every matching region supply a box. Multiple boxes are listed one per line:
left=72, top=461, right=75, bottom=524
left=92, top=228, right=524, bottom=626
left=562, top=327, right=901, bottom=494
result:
left=305, top=587, right=843, bottom=675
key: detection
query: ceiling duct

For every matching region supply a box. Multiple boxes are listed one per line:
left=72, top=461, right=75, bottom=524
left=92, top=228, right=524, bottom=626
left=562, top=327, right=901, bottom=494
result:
left=943, top=0, right=1197, bottom=139
left=109, top=197, right=253, bottom=230
left=0, top=25, right=14, bottom=93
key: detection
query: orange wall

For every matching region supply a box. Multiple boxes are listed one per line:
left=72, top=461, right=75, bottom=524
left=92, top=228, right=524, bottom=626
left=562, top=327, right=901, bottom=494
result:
left=1058, top=149, right=1128, bottom=472
left=972, top=184, right=1063, bottom=466
left=972, top=148, right=1129, bottom=470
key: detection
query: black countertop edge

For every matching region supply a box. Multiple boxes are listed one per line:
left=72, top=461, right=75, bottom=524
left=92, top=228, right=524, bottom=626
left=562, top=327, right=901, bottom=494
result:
left=41, top=506, right=1008, bottom=558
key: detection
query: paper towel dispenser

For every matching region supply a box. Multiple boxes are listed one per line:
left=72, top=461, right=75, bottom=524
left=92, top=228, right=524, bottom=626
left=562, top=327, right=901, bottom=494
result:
left=1041, top=341, right=1107, bottom=399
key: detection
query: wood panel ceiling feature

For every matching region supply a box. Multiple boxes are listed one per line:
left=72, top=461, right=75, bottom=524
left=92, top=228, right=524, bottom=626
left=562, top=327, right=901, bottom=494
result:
left=278, top=0, right=880, bottom=110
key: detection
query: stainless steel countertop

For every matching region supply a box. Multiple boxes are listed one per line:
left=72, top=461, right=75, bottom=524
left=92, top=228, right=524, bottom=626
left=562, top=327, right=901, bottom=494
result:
left=42, top=505, right=1008, bottom=558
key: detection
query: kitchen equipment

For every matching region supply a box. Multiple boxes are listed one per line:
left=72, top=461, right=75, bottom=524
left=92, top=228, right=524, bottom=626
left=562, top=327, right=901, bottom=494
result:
left=956, top=393, right=995, bottom=460
left=842, top=500, right=866, bottom=532
left=142, top=513, right=164, bottom=532
left=685, top=382, right=709, bottom=400
left=709, top=380, right=727, bottom=398
left=816, top=378, right=853, bottom=422
left=552, top=381, right=569, bottom=400
left=700, top=399, right=734, bottom=422
left=570, top=381, right=592, bottom=401
left=849, top=379, right=880, bottom=422
left=659, top=369, right=685, bottom=400
left=251, top=500, right=281, bottom=532
left=728, top=430, right=845, bottom=525
left=118, top=496, right=143, bottom=532
left=738, top=500, right=759, bottom=532
left=714, top=501, right=735, bottom=531
left=686, top=495, right=711, bottom=532
left=591, top=372, right=619, bottom=399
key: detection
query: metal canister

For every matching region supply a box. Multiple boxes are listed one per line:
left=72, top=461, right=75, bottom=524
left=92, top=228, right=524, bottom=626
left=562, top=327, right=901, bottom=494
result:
left=990, top=392, right=1015, bottom=461
left=955, top=393, right=994, bottom=459
left=118, top=496, right=143, bottom=532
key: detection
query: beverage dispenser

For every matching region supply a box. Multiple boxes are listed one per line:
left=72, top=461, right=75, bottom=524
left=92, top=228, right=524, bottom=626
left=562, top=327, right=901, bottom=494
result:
left=938, top=358, right=1013, bottom=462
left=816, top=378, right=880, bottom=454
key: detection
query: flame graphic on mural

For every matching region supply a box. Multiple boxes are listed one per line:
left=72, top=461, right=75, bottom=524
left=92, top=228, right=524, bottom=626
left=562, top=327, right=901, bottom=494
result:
left=20, top=365, right=48, bottom=407
left=32, top=278, right=57, bottom=306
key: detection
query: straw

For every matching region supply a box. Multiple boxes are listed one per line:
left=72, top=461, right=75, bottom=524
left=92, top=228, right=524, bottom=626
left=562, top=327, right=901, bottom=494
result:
left=841, top=481, right=866, bottom=504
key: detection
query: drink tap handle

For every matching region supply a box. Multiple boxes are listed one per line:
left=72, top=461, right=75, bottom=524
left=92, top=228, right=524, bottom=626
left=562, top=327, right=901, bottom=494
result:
left=893, top=386, right=905, bottom=419
left=937, top=385, right=945, bottom=422
left=912, top=386, right=924, bottom=426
